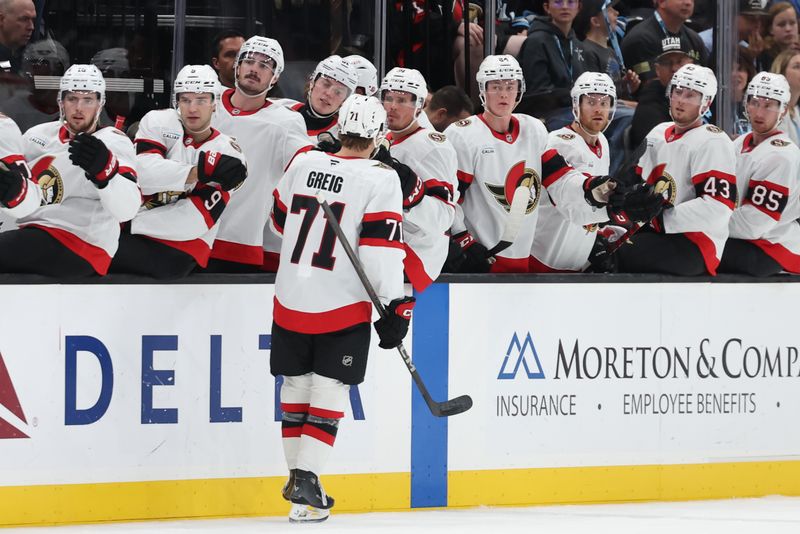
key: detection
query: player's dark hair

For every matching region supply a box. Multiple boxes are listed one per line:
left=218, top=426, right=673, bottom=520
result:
left=340, top=134, right=374, bottom=152
left=428, top=85, right=474, bottom=117
left=211, top=29, right=245, bottom=58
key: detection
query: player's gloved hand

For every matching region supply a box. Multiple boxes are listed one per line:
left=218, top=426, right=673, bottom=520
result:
left=583, top=175, right=615, bottom=207
left=0, top=161, right=29, bottom=208
left=609, top=182, right=666, bottom=223
left=371, top=139, right=392, bottom=165
left=314, top=132, right=342, bottom=153
left=451, top=230, right=492, bottom=273
left=649, top=204, right=673, bottom=233
left=197, top=151, right=247, bottom=191
left=68, top=133, right=118, bottom=188
left=374, top=296, right=416, bottom=349
left=585, top=232, right=618, bottom=273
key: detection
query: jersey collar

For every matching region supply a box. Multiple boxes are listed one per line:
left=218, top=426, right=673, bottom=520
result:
left=386, top=125, right=424, bottom=146
left=664, top=123, right=701, bottom=143
left=183, top=128, right=221, bottom=148
left=740, top=130, right=782, bottom=153
left=222, top=88, right=271, bottom=116
left=567, top=124, right=602, bottom=158
left=478, top=114, right=520, bottom=144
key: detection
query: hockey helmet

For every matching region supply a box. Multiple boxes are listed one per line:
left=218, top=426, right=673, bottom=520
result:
left=570, top=71, right=617, bottom=123
left=380, top=67, right=428, bottom=110
left=746, top=71, right=790, bottom=113
left=173, top=64, right=220, bottom=108
left=59, top=64, right=105, bottom=104
left=311, top=55, right=358, bottom=95
left=667, top=64, right=717, bottom=115
left=338, top=94, right=387, bottom=146
left=345, top=55, right=379, bottom=97
left=235, top=36, right=284, bottom=96
left=476, top=54, right=525, bottom=106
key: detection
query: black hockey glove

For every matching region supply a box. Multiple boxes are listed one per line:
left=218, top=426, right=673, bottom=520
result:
left=374, top=296, right=416, bottom=349
left=197, top=151, right=247, bottom=191
left=585, top=232, right=618, bottom=273
left=371, top=141, right=392, bottom=165
left=0, top=160, right=29, bottom=208
left=583, top=175, right=615, bottom=208
left=68, top=133, right=118, bottom=188
left=392, top=160, right=426, bottom=209
left=609, top=182, right=666, bottom=223
left=451, top=231, right=492, bottom=273
left=314, top=131, right=342, bottom=153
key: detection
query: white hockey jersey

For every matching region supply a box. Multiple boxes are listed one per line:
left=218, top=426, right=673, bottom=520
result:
left=132, top=109, right=247, bottom=266
left=531, top=126, right=610, bottom=272
left=272, top=99, right=341, bottom=143
left=636, top=122, right=737, bottom=275
left=0, top=115, right=39, bottom=220
left=445, top=114, right=611, bottom=272
left=270, top=151, right=405, bottom=334
left=386, top=127, right=458, bottom=291
left=729, top=131, right=800, bottom=273
left=211, top=89, right=312, bottom=266
left=17, top=122, right=140, bottom=274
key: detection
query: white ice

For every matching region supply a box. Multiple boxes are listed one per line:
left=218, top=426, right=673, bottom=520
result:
left=8, top=497, right=800, bottom=533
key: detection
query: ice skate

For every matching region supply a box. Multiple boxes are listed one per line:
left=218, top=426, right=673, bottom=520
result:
left=287, top=469, right=334, bottom=523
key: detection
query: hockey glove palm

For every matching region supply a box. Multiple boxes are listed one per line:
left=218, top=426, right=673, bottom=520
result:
left=609, top=183, right=666, bottom=223
left=0, top=161, right=28, bottom=208
left=583, top=175, right=615, bottom=208
left=314, top=132, right=342, bottom=153
left=68, top=133, right=118, bottom=188
left=374, top=296, right=416, bottom=349
left=451, top=231, right=492, bottom=273
left=198, top=151, right=247, bottom=191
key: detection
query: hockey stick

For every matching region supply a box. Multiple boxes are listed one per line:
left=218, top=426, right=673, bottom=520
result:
left=486, top=184, right=529, bottom=259
left=316, top=193, right=473, bottom=418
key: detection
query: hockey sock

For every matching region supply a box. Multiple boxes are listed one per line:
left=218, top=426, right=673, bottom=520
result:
left=295, top=373, right=349, bottom=476
left=280, top=373, right=313, bottom=469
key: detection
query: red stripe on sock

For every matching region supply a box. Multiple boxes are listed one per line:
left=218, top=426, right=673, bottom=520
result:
left=302, top=424, right=336, bottom=446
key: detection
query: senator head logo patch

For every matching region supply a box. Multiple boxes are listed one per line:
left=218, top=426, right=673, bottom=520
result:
left=484, top=160, right=540, bottom=214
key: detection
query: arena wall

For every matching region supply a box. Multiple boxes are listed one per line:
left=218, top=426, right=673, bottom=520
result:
left=0, top=276, right=798, bottom=526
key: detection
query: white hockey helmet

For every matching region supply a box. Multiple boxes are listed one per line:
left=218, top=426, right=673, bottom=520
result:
left=235, top=36, right=284, bottom=95
left=311, top=55, right=358, bottom=94
left=380, top=67, right=428, bottom=110
left=476, top=54, right=525, bottom=106
left=173, top=64, right=220, bottom=108
left=59, top=64, right=105, bottom=104
left=746, top=71, right=790, bottom=113
left=571, top=71, right=616, bottom=119
left=338, top=94, right=387, bottom=146
left=345, top=54, right=378, bottom=96
left=667, top=64, right=717, bottom=114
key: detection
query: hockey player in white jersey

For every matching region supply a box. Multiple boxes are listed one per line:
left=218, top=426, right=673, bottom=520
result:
left=0, top=116, right=36, bottom=226
left=110, top=65, right=247, bottom=278
left=207, top=35, right=311, bottom=272
left=378, top=67, right=458, bottom=291
left=616, top=64, right=736, bottom=276
left=0, top=65, right=140, bottom=277
left=345, top=54, right=378, bottom=97
left=531, top=72, right=615, bottom=273
left=719, top=72, right=800, bottom=276
left=269, top=95, right=410, bottom=523
left=445, top=55, right=662, bottom=273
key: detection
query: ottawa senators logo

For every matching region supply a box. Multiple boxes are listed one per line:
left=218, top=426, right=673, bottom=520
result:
left=32, top=156, right=63, bottom=205
left=771, top=138, right=790, bottom=147
left=230, top=140, right=242, bottom=152
left=706, top=125, right=723, bottom=134
left=557, top=133, right=576, bottom=141
left=484, top=160, right=540, bottom=214
left=646, top=163, right=677, bottom=205
left=143, top=191, right=184, bottom=209
left=454, top=118, right=471, bottom=127
left=428, top=132, right=446, bottom=143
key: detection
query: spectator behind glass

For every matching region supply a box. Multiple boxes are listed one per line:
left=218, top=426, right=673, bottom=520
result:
left=517, top=0, right=585, bottom=129
left=733, top=47, right=757, bottom=137
left=620, top=0, right=708, bottom=83
left=423, top=84, right=474, bottom=132
left=698, top=0, right=769, bottom=57
left=0, top=39, right=68, bottom=132
left=757, top=2, right=800, bottom=72
left=771, top=48, right=800, bottom=145
left=91, top=48, right=133, bottom=131
left=629, top=35, right=694, bottom=149
left=0, top=0, right=34, bottom=73
left=211, top=30, right=245, bottom=89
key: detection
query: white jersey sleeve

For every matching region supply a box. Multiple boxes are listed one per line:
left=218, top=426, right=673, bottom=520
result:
left=93, top=127, right=141, bottom=223
left=0, top=115, right=40, bottom=219
left=134, top=109, right=193, bottom=194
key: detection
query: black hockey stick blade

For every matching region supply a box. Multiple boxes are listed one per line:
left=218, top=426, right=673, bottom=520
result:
left=317, top=192, right=473, bottom=418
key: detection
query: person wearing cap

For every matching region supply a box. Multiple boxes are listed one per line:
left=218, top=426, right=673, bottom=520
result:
left=0, top=64, right=141, bottom=277
left=698, top=0, right=769, bottom=55
left=629, top=35, right=695, bottom=148
left=620, top=0, right=708, bottom=84
left=720, top=72, right=800, bottom=276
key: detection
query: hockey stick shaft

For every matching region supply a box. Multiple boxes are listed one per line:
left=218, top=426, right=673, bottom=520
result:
left=486, top=184, right=529, bottom=258
left=316, top=193, right=472, bottom=417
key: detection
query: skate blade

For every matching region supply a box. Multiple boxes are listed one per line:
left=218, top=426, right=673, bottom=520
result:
left=288, top=503, right=330, bottom=523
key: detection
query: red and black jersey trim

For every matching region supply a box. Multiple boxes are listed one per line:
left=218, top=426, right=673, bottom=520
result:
left=744, top=179, right=789, bottom=221
left=424, top=178, right=455, bottom=206
left=188, top=183, right=230, bottom=229
left=135, top=139, right=168, bottom=157
left=692, top=170, right=737, bottom=210
left=456, top=170, right=473, bottom=203
left=271, top=189, right=288, bottom=234
left=359, top=211, right=404, bottom=249
left=541, top=149, right=572, bottom=187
